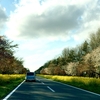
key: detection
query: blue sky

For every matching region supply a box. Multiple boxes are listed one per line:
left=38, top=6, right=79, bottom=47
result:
left=0, top=0, right=17, bottom=15
left=0, top=0, right=100, bottom=71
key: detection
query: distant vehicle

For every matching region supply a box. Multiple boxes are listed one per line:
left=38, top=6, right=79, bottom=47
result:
left=25, top=72, right=36, bottom=82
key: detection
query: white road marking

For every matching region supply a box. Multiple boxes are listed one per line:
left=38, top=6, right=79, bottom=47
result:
left=3, top=80, right=25, bottom=100
left=41, top=82, right=45, bottom=84
left=36, top=79, right=40, bottom=82
left=37, top=78, right=55, bottom=92
left=49, top=79, right=100, bottom=97
left=47, top=86, right=55, bottom=92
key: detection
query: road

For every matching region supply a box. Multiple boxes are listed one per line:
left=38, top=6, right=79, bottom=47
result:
left=4, top=76, right=100, bottom=100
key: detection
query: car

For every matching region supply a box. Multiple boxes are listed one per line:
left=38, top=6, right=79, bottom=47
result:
left=25, top=72, right=36, bottom=82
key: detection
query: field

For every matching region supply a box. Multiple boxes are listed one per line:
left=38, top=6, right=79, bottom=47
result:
left=39, top=75, right=100, bottom=94
left=0, top=74, right=25, bottom=99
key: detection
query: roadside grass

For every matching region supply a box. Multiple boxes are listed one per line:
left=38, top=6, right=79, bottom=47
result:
left=0, top=74, right=25, bottom=99
left=38, top=75, right=100, bottom=94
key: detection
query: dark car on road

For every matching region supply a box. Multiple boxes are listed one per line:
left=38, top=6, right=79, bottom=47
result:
left=25, top=72, right=36, bottom=82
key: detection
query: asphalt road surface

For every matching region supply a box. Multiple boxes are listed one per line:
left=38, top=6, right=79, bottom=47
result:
left=4, top=76, right=100, bottom=100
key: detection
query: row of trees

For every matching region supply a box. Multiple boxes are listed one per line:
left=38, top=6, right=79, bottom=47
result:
left=36, top=29, right=100, bottom=78
left=0, top=35, right=28, bottom=74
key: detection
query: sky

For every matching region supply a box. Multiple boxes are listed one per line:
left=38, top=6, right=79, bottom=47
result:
left=0, top=0, right=100, bottom=71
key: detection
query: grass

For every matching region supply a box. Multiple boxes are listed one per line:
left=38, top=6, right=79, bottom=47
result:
left=0, top=74, right=25, bottom=99
left=38, top=75, right=100, bottom=94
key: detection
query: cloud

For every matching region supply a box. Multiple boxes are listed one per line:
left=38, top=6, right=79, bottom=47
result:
left=5, top=0, right=87, bottom=41
left=4, top=0, right=100, bottom=71
left=6, top=0, right=100, bottom=42
left=20, top=5, right=82, bottom=37
left=0, top=5, right=7, bottom=31
left=26, top=47, right=64, bottom=71
left=14, top=38, right=65, bottom=71
left=70, top=0, right=100, bottom=42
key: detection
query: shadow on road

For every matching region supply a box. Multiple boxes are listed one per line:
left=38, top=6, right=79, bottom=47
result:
left=7, top=77, right=100, bottom=100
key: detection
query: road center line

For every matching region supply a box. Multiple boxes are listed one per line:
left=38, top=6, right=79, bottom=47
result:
left=41, top=82, right=45, bottom=84
left=47, top=86, right=55, bottom=92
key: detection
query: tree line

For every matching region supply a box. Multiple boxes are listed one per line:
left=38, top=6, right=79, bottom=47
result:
left=0, top=35, right=28, bottom=74
left=36, top=29, right=100, bottom=78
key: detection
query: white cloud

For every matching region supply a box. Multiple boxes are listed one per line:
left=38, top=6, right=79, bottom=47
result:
left=0, top=5, right=7, bottom=31
left=14, top=38, right=65, bottom=71
left=4, top=0, right=100, bottom=71
left=5, top=0, right=85, bottom=40
left=5, top=0, right=100, bottom=42
left=25, top=47, right=63, bottom=71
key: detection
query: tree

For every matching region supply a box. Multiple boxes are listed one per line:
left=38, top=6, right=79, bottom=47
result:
left=67, top=49, right=76, bottom=62
left=62, top=48, right=69, bottom=59
left=89, top=29, right=100, bottom=50
left=81, top=41, right=90, bottom=55
left=0, top=35, right=27, bottom=74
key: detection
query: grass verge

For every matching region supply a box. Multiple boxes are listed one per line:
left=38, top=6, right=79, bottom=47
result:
left=0, top=74, right=25, bottom=99
left=38, top=74, right=100, bottom=94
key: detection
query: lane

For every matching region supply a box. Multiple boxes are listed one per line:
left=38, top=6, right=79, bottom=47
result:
left=6, top=80, right=56, bottom=100
left=37, top=77, right=100, bottom=100
left=4, top=76, right=100, bottom=100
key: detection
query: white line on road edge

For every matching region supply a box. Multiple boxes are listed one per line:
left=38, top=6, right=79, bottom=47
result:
left=3, top=80, right=25, bottom=100
left=47, top=86, right=55, bottom=92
